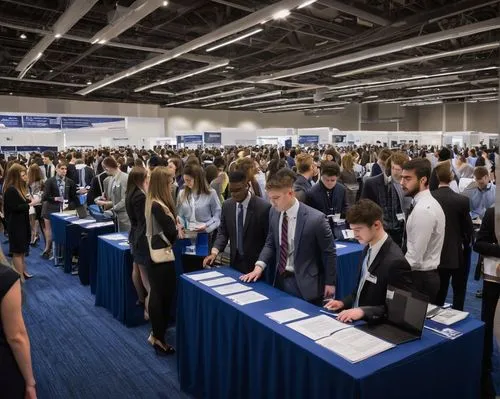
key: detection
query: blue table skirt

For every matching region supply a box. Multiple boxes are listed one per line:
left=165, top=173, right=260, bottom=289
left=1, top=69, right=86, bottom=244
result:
left=173, top=232, right=210, bottom=275
left=335, top=241, right=364, bottom=299
left=95, top=234, right=145, bottom=327
left=177, top=267, right=484, bottom=399
left=50, top=213, right=75, bottom=245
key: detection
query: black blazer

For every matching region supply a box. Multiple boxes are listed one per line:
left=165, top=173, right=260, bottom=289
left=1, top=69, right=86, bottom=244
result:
left=293, top=174, right=312, bottom=202
left=66, top=163, right=78, bottom=184
left=360, top=173, right=385, bottom=204
left=342, top=236, right=413, bottom=322
left=213, top=195, right=271, bottom=274
left=305, top=181, right=348, bottom=218
left=432, top=187, right=473, bottom=269
left=125, top=188, right=148, bottom=259
left=42, top=176, right=78, bottom=209
left=87, top=172, right=109, bottom=206
left=75, top=166, right=95, bottom=188
left=474, top=207, right=500, bottom=257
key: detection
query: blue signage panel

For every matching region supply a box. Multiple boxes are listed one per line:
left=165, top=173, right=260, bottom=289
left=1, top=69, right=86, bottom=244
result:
left=0, top=115, right=22, bottom=128
left=61, top=117, right=125, bottom=129
left=298, top=135, right=319, bottom=145
left=16, top=146, right=58, bottom=152
left=183, top=135, right=203, bottom=144
left=1, top=146, right=16, bottom=151
left=176, top=135, right=184, bottom=144
left=204, top=131, right=221, bottom=145
left=22, top=116, right=61, bottom=129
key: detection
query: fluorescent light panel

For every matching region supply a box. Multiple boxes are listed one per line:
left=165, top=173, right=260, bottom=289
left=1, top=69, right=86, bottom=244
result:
left=175, top=80, right=241, bottom=96
left=202, top=90, right=283, bottom=107
left=298, top=0, right=317, bottom=9
left=163, top=87, right=255, bottom=106
left=206, top=28, right=263, bottom=52
left=257, top=101, right=348, bottom=112
left=134, top=61, right=229, bottom=92
left=229, top=97, right=313, bottom=108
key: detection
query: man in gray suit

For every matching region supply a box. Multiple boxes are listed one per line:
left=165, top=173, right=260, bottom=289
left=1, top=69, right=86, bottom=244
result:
left=241, top=169, right=337, bottom=304
left=96, top=157, right=130, bottom=232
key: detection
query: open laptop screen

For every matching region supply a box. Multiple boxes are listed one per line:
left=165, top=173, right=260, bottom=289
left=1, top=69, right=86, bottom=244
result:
left=386, top=286, right=428, bottom=336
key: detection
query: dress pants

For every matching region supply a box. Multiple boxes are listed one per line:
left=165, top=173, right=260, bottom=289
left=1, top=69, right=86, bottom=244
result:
left=411, top=270, right=440, bottom=304
left=436, top=266, right=468, bottom=310
left=148, top=261, right=176, bottom=343
left=481, top=280, right=500, bottom=398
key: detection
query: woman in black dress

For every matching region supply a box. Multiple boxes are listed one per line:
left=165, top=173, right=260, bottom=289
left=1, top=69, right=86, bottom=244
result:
left=145, top=167, right=179, bottom=356
left=3, top=164, right=40, bottom=280
left=125, top=167, right=150, bottom=320
left=0, top=261, right=37, bottom=398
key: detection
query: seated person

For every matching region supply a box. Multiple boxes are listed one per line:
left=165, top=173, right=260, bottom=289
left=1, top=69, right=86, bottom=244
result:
left=324, top=199, right=413, bottom=323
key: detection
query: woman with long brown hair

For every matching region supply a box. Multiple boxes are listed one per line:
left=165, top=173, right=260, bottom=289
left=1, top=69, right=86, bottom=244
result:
left=125, top=167, right=151, bottom=320
left=27, top=163, right=44, bottom=246
left=3, top=164, right=40, bottom=279
left=145, top=167, right=179, bottom=355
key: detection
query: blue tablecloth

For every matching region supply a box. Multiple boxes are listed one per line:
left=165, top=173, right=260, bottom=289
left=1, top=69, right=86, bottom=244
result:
left=173, top=232, right=210, bottom=275
left=49, top=213, right=83, bottom=272
left=77, top=220, right=116, bottom=292
left=95, top=233, right=145, bottom=327
left=177, top=267, right=484, bottom=399
left=335, top=241, right=364, bottom=299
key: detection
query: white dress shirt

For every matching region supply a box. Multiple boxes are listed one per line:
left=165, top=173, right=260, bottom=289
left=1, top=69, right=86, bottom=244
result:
left=405, top=189, right=445, bottom=271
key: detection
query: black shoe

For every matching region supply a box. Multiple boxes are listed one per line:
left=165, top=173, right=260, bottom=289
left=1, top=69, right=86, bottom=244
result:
left=476, top=289, right=483, bottom=298
left=23, top=272, right=33, bottom=280
left=153, top=342, right=176, bottom=356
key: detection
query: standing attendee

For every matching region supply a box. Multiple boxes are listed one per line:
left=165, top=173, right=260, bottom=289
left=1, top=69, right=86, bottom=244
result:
left=401, top=158, right=445, bottom=303
left=293, top=153, right=314, bottom=202
left=27, top=163, right=44, bottom=246
left=324, top=199, right=413, bottom=322
left=209, top=156, right=229, bottom=204
left=241, top=169, right=336, bottom=304
left=0, top=258, right=37, bottom=398
left=3, top=164, right=40, bottom=279
left=432, top=161, right=473, bottom=310
left=86, top=169, right=109, bottom=206
left=361, top=152, right=411, bottom=247
left=65, top=152, right=78, bottom=183
left=125, top=167, right=151, bottom=321
left=168, top=156, right=184, bottom=191
left=305, top=161, right=347, bottom=236
left=339, top=153, right=359, bottom=207
left=41, top=162, right=78, bottom=259
left=467, top=148, right=478, bottom=167
left=204, top=170, right=271, bottom=274
left=75, top=159, right=94, bottom=192
left=177, top=164, right=221, bottom=272
left=370, top=148, right=392, bottom=177
left=473, top=206, right=500, bottom=399
left=235, top=157, right=262, bottom=197
left=96, top=157, right=130, bottom=232
left=429, top=147, right=459, bottom=191
left=41, top=151, right=56, bottom=181
left=145, top=167, right=178, bottom=356
left=463, top=166, right=496, bottom=220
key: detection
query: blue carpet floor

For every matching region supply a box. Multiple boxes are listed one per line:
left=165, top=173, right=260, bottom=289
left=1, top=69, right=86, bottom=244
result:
left=12, top=240, right=500, bottom=398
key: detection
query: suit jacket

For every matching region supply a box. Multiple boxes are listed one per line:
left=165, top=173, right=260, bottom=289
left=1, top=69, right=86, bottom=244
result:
left=258, top=202, right=336, bottom=301
left=42, top=176, right=78, bottom=209
left=66, top=163, right=78, bottom=184
left=342, top=236, right=413, bottom=322
left=293, top=174, right=312, bottom=203
left=125, top=187, right=148, bottom=260
left=361, top=173, right=411, bottom=215
left=305, top=181, right=348, bottom=218
left=371, top=162, right=383, bottom=177
left=473, top=207, right=500, bottom=257
left=103, top=171, right=130, bottom=232
left=431, top=187, right=472, bottom=269
left=41, top=163, right=56, bottom=181
left=75, top=165, right=95, bottom=188
left=87, top=171, right=109, bottom=205
left=213, top=195, right=271, bottom=274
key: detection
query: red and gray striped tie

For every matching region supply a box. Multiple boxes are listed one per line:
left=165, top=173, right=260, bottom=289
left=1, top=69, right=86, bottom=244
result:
left=278, top=212, right=288, bottom=275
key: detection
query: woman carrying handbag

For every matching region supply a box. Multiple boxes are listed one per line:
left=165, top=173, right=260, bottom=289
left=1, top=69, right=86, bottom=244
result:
left=145, top=167, right=178, bottom=356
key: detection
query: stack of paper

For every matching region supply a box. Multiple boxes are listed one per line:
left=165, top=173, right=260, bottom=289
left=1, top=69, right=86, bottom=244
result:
left=342, top=230, right=355, bottom=240
left=227, top=291, right=268, bottom=305
left=287, top=315, right=352, bottom=341
left=71, top=219, right=96, bottom=225
left=431, top=308, right=469, bottom=326
left=86, top=221, right=114, bottom=228
left=186, top=271, right=223, bottom=281
left=265, top=308, right=309, bottom=324
left=316, top=328, right=395, bottom=363
left=105, top=234, right=128, bottom=241
left=200, top=277, right=236, bottom=287
left=213, top=283, right=252, bottom=296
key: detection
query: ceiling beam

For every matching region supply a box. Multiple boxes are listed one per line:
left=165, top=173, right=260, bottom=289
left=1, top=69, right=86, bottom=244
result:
left=316, top=0, right=391, bottom=26
left=210, top=0, right=256, bottom=12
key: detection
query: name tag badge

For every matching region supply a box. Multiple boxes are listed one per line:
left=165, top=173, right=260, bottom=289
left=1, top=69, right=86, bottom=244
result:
left=366, top=273, right=377, bottom=284
left=386, top=290, right=394, bottom=300
left=396, top=213, right=405, bottom=221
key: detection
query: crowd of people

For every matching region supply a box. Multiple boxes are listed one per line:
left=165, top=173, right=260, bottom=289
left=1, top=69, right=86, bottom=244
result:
left=0, top=141, right=498, bottom=398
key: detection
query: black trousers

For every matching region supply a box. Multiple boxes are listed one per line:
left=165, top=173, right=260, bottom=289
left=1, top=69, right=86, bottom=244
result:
left=435, top=266, right=468, bottom=310
left=148, top=261, right=176, bottom=344
left=411, top=270, right=440, bottom=304
left=481, top=280, right=500, bottom=398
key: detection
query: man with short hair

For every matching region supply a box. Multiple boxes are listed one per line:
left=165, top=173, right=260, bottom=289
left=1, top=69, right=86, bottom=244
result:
left=204, top=171, right=271, bottom=274
left=293, top=153, right=314, bottom=202
left=432, top=161, right=473, bottom=310
left=371, top=148, right=392, bottom=177
left=361, top=152, right=411, bottom=247
left=401, top=158, right=446, bottom=303
left=429, top=147, right=459, bottom=191
left=463, top=166, right=496, bottom=220
left=324, top=199, right=413, bottom=322
left=241, top=169, right=336, bottom=304
left=305, top=161, right=347, bottom=235
left=41, top=151, right=56, bottom=180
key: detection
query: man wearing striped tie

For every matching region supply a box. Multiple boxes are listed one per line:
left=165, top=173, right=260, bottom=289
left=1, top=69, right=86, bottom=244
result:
left=240, top=169, right=336, bottom=304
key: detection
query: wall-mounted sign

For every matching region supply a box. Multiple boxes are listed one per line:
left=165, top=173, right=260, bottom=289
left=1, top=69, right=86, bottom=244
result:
left=61, top=117, right=125, bottom=130
left=204, top=131, right=221, bottom=145
left=183, top=135, right=203, bottom=144
left=0, top=115, right=22, bottom=128
left=22, top=116, right=61, bottom=129
left=298, top=135, right=319, bottom=145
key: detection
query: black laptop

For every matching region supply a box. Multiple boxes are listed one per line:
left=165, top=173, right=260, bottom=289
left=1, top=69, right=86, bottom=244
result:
left=356, top=286, right=429, bottom=345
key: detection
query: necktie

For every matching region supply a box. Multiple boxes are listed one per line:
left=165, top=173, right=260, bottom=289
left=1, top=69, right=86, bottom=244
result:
left=277, top=212, right=288, bottom=275
left=354, top=248, right=372, bottom=308
left=237, top=203, right=244, bottom=256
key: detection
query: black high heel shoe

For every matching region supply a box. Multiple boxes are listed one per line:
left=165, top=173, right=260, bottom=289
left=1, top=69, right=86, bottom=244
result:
left=23, top=272, right=33, bottom=280
left=148, top=333, right=175, bottom=356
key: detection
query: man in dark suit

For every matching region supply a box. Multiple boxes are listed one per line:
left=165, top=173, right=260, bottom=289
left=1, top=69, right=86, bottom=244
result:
left=293, top=153, right=313, bottom=202
left=86, top=170, right=109, bottom=206
left=361, top=152, right=411, bottom=247
left=41, top=150, right=56, bottom=180
left=429, top=147, right=459, bottom=191
left=241, top=169, right=337, bottom=304
left=305, top=161, right=347, bottom=237
left=204, top=171, right=271, bottom=274
left=324, top=199, right=413, bottom=323
left=432, top=160, right=473, bottom=310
